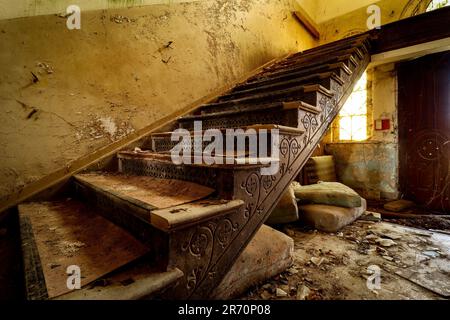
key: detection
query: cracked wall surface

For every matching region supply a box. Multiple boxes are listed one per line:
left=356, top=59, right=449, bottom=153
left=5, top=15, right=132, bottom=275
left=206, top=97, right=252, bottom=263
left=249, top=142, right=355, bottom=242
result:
left=0, top=0, right=316, bottom=202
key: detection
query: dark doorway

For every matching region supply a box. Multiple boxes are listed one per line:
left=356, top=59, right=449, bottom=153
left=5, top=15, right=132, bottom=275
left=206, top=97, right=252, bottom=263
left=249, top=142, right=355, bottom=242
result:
left=398, top=51, right=450, bottom=213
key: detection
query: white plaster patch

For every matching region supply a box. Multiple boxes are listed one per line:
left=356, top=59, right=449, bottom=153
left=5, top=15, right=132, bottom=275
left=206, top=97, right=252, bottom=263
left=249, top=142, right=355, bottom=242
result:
left=99, top=117, right=118, bottom=138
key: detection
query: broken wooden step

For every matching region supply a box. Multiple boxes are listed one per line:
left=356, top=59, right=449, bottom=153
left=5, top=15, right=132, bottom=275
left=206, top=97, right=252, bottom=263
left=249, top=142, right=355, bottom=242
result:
left=18, top=199, right=169, bottom=300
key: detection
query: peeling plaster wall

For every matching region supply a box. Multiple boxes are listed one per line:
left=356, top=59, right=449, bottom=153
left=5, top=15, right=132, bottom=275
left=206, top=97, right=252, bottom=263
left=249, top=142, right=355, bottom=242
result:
left=325, top=65, right=399, bottom=200
left=0, top=0, right=201, bottom=20
left=325, top=142, right=399, bottom=200
left=0, top=0, right=316, bottom=202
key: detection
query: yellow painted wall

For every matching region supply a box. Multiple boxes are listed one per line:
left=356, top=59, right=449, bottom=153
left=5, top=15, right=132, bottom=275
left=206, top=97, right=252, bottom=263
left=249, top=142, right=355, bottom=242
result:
left=0, top=0, right=316, bottom=203
left=318, top=0, right=431, bottom=43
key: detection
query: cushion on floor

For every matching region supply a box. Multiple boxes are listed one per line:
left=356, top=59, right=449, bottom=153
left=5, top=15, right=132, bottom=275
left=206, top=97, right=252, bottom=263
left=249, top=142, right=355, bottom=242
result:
left=266, top=182, right=299, bottom=225
left=294, top=181, right=362, bottom=208
left=213, top=225, right=294, bottom=300
left=299, top=198, right=367, bottom=233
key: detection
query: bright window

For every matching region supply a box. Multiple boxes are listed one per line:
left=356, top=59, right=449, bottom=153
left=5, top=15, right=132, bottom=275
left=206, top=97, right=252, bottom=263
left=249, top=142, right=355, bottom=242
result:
left=338, top=72, right=368, bottom=141
left=427, top=0, right=449, bottom=11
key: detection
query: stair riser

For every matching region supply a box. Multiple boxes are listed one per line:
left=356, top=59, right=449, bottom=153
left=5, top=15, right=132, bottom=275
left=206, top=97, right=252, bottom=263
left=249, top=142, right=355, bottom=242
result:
left=150, top=132, right=278, bottom=155
left=179, top=108, right=298, bottom=130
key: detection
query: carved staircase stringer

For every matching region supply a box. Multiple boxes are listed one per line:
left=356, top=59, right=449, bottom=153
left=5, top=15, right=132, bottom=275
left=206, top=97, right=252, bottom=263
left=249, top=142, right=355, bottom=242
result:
left=166, top=53, right=371, bottom=300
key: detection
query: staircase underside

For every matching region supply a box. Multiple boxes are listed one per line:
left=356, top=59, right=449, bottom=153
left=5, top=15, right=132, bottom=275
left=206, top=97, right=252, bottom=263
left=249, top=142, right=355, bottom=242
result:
left=18, top=32, right=373, bottom=300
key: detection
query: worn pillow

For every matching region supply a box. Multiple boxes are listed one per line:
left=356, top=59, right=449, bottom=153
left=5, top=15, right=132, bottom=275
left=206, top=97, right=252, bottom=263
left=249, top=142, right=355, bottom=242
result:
left=266, top=183, right=299, bottom=225
left=293, top=181, right=362, bottom=208
left=299, top=198, right=367, bottom=233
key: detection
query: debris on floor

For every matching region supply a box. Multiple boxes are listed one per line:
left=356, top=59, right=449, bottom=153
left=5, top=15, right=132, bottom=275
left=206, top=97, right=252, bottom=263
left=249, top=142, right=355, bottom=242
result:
left=240, top=220, right=450, bottom=300
left=384, top=200, right=416, bottom=212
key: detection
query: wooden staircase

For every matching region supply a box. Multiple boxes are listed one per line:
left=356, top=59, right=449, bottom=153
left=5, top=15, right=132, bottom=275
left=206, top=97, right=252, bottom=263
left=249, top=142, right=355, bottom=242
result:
left=18, top=33, right=372, bottom=300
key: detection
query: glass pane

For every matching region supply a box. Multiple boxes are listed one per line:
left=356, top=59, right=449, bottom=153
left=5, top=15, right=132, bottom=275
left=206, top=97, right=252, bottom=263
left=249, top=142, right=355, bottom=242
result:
left=343, top=91, right=367, bottom=115
left=353, top=72, right=367, bottom=91
left=351, top=116, right=368, bottom=141
left=339, top=117, right=352, bottom=140
left=427, top=0, right=449, bottom=11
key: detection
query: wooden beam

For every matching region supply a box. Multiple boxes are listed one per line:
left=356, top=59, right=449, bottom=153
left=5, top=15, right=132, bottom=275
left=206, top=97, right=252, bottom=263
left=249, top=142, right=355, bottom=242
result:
left=370, top=6, right=450, bottom=54
left=293, top=8, right=320, bottom=40
left=370, top=37, right=450, bottom=66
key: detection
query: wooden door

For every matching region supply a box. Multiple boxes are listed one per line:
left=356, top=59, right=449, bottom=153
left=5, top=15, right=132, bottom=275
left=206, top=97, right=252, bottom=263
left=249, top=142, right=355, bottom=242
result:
left=398, top=51, right=450, bottom=213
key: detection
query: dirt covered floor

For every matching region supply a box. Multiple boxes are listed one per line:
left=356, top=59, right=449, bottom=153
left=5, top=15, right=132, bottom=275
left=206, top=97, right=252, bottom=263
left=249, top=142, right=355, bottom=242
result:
left=240, top=220, right=450, bottom=300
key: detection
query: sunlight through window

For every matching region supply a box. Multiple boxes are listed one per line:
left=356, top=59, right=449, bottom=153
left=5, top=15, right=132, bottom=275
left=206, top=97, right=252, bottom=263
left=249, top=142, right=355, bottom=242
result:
left=427, top=0, right=450, bottom=11
left=338, top=72, right=368, bottom=141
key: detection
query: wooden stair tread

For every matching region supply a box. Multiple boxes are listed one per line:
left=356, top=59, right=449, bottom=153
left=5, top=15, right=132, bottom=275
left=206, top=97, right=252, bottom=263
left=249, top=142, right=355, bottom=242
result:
left=118, top=150, right=279, bottom=168
left=19, top=199, right=150, bottom=299
left=74, top=173, right=215, bottom=211
left=151, top=124, right=305, bottom=137
left=151, top=199, right=244, bottom=231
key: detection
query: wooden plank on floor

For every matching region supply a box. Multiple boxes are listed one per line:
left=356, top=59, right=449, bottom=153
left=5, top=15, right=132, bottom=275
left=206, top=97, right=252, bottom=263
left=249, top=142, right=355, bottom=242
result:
left=19, top=200, right=150, bottom=299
